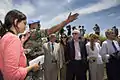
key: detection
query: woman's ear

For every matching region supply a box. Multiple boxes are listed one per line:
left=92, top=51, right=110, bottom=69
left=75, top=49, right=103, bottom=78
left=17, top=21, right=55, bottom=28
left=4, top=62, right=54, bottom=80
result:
left=14, top=19, right=18, bottom=27
left=14, top=19, right=20, bottom=33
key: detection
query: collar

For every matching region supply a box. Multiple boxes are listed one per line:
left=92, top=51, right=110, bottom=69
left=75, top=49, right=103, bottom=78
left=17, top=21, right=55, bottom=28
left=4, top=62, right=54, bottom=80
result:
left=49, top=41, right=55, bottom=45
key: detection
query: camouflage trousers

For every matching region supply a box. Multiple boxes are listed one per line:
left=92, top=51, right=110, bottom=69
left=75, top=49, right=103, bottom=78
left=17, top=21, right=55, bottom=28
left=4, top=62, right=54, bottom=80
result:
left=25, top=69, right=44, bottom=80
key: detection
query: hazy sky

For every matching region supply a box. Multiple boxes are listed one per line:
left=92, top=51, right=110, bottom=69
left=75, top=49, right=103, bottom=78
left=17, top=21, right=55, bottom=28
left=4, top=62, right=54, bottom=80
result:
left=0, top=0, right=120, bottom=34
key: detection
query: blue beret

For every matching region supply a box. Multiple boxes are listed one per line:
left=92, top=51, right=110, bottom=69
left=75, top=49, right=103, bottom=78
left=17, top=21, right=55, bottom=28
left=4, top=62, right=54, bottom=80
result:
left=28, top=20, right=40, bottom=24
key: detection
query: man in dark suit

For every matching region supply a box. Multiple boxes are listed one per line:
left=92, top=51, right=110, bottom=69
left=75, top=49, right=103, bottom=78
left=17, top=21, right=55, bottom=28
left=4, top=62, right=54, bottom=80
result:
left=66, top=30, right=88, bottom=80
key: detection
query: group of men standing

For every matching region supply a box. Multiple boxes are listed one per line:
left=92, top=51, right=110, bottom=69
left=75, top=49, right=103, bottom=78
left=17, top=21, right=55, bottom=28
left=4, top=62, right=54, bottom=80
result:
left=22, top=13, right=120, bottom=80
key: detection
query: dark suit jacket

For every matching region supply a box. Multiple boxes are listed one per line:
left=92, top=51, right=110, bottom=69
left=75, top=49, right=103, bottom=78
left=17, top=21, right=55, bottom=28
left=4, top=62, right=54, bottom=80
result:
left=66, top=39, right=88, bottom=62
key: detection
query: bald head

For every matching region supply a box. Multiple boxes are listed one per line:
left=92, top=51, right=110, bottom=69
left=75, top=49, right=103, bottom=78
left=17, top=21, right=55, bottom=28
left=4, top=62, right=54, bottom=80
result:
left=72, top=30, right=80, bottom=34
left=49, top=34, right=56, bottom=42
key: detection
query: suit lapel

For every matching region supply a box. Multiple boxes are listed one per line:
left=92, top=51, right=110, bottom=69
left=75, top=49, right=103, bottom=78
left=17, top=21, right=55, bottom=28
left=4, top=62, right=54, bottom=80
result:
left=71, top=40, right=75, bottom=59
left=72, top=39, right=75, bottom=52
left=79, top=41, right=83, bottom=59
left=47, top=42, right=52, bottom=53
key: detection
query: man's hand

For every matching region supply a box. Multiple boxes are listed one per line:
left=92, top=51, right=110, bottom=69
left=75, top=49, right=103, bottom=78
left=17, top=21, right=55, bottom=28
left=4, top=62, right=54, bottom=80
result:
left=21, top=32, right=30, bottom=45
left=110, top=51, right=120, bottom=60
left=66, top=12, right=79, bottom=24
left=24, top=32, right=30, bottom=41
left=24, top=49, right=31, bottom=54
left=47, top=12, right=79, bottom=35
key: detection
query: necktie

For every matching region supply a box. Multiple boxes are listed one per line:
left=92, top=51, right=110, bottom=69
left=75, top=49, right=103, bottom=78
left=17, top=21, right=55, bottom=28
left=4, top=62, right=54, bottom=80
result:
left=119, top=43, right=120, bottom=47
left=112, top=41, right=120, bottom=59
left=52, top=43, right=54, bottom=52
left=112, top=41, right=117, bottom=51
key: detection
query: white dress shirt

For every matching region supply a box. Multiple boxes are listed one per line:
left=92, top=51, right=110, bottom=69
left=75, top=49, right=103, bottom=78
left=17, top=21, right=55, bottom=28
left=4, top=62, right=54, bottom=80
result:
left=100, top=39, right=120, bottom=63
left=74, top=40, right=81, bottom=60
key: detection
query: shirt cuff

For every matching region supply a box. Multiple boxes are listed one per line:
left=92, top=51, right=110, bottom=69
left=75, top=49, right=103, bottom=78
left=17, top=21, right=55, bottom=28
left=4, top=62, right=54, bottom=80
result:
left=18, top=67, right=27, bottom=80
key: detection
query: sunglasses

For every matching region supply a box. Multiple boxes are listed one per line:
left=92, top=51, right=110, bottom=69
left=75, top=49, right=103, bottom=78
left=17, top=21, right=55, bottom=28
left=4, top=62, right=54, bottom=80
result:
left=61, top=37, right=67, bottom=38
left=72, top=33, right=78, bottom=35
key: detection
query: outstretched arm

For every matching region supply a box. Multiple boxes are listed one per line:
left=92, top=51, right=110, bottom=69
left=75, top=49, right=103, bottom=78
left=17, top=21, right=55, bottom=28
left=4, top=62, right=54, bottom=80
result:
left=47, top=13, right=79, bottom=35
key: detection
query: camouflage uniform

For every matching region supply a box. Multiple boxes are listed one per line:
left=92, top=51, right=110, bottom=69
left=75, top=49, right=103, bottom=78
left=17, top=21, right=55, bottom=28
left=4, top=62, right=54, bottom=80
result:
left=25, top=27, right=48, bottom=80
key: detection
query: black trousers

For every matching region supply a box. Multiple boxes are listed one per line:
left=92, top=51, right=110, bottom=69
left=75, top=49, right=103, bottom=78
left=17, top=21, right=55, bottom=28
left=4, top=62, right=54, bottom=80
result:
left=66, top=60, right=88, bottom=80
left=106, top=58, right=120, bottom=80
